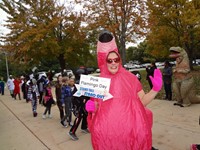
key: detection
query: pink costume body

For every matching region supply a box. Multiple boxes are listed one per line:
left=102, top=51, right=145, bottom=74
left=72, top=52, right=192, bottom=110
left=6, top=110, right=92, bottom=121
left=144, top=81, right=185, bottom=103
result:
left=87, top=38, right=152, bottom=150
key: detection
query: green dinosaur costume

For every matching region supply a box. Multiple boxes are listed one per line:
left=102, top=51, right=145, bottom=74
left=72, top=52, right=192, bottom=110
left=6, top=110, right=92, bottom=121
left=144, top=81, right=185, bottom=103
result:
left=169, top=46, right=200, bottom=107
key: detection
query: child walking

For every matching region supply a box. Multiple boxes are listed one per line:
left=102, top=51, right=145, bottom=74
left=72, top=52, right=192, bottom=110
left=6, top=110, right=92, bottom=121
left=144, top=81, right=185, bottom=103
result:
left=55, top=75, right=64, bottom=121
left=27, top=78, right=39, bottom=117
left=42, top=81, right=54, bottom=119
left=13, top=77, right=22, bottom=100
left=68, top=75, right=90, bottom=141
left=60, top=76, right=73, bottom=127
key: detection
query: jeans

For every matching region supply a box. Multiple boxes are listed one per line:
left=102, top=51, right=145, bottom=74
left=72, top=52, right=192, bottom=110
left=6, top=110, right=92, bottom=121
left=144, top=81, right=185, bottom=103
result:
left=62, top=97, right=72, bottom=123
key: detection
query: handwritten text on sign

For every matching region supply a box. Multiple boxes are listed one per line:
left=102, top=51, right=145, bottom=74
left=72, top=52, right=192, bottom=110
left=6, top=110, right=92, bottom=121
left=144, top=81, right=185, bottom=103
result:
left=73, top=75, right=113, bottom=101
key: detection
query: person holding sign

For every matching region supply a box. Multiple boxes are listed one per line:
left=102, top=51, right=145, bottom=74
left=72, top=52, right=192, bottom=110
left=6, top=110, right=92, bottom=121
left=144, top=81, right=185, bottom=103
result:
left=85, top=31, right=162, bottom=150
left=68, top=72, right=90, bottom=141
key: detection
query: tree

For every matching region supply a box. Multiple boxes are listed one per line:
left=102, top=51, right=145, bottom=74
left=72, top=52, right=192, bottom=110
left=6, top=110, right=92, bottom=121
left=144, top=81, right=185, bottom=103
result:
left=146, top=0, right=200, bottom=69
left=126, top=42, right=146, bottom=63
left=0, top=0, right=94, bottom=72
left=76, top=0, right=148, bottom=65
left=0, top=53, right=7, bottom=80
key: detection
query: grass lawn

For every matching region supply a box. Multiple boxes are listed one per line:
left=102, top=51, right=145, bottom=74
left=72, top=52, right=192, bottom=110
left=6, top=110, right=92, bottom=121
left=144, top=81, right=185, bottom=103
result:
left=139, top=66, right=200, bottom=100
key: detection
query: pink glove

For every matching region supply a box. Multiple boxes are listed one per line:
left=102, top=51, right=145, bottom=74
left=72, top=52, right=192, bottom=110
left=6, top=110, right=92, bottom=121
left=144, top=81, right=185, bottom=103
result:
left=85, top=100, right=95, bottom=113
left=149, top=69, right=162, bottom=92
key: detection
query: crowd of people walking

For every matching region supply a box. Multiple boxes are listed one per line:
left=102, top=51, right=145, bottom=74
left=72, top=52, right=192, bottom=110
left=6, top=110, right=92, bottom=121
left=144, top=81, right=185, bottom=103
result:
left=0, top=60, right=174, bottom=139
left=3, top=68, right=90, bottom=141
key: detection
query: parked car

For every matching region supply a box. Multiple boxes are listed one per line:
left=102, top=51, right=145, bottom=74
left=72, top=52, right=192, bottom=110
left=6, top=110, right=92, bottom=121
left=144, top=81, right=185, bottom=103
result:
left=86, top=67, right=95, bottom=74
left=63, top=69, right=74, bottom=77
left=36, top=71, right=47, bottom=80
left=133, top=64, right=142, bottom=69
left=141, top=63, right=151, bottom=68
left=169, top=61, right=176, bottom=66
left=54, top=72, right=62, bottom=78
left=54, top=69, right=74, bottom=78
left=156, top=62, right=164, bottom=67
left=96, top=68, right=100, bottom=73
left=193, top=59, right=200, bottom=65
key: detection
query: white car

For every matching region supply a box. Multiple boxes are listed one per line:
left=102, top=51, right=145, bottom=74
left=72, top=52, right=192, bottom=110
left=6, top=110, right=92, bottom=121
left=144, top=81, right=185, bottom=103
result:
left=142, top=63, right=151, bottom=68
left=156, top=62, right=164, bottom=67
left=54, top=70, right=74, bottom=78
left=63, top=69, right=74, bottom=77
left=96, top=68, right=100, bottom=73
left=54, top=72, right=62, bottom=78
left=37, top=71, right=47, bottom=79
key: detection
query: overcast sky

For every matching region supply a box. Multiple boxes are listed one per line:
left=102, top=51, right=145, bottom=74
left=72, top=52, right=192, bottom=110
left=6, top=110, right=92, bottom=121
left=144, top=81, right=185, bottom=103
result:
left=0, top=1, right=138, bottom=47
left=0, top=7, right=10, bottom=36
left=0, top=0, right=80, bottom=37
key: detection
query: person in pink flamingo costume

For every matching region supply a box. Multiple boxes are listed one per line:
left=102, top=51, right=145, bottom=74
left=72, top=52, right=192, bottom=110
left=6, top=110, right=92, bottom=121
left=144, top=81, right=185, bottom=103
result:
left=86, top=31, right=162, bottom=150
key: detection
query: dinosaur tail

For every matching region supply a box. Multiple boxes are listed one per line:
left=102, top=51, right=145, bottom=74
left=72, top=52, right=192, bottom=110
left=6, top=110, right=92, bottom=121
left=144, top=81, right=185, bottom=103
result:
left=190, top=96, right=200, bottom=104
left=189, top=89, right=200, bottom=104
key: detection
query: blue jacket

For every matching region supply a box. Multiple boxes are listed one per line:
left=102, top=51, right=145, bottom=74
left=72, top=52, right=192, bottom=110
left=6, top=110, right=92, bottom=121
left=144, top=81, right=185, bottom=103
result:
left=61, top=85, right=72, bottom=104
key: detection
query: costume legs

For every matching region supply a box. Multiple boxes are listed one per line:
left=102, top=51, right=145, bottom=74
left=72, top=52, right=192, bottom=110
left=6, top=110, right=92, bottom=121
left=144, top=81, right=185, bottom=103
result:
left=180, top=78, right=194, bottom=106
left=173, top=81, right=182, bottom=103
left=31, top=98, right=37, bottom=112
left=173, top=77, right=200, bottom=106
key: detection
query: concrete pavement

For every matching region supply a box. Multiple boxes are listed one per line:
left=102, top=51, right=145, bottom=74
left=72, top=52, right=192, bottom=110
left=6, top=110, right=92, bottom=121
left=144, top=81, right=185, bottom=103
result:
left=0, top=89, right=199, bottom=150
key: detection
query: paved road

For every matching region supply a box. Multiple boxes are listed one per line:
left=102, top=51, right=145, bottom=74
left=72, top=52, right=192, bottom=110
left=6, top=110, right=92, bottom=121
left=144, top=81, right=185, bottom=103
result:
left=0, top=89, right=200, bottom=150
left=0, top=90, right=93, bottom=150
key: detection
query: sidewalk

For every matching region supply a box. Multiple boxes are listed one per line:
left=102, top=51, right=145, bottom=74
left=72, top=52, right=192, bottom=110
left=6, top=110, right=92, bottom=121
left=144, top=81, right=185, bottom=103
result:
left=0, top=89, right=199, bottom=150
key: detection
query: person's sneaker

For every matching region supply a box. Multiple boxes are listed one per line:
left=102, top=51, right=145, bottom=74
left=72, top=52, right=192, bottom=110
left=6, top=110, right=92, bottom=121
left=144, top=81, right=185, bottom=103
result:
left=48, top=114, right=52, bottom=118
left=60, top=121, right=68, bottom=127
left=42, top=114, right=46, bottom=119
left=68, top=132, right=79, bottom=141
left=190, top=144, right=200, bottom=150
left=81, top=128, right=90, bottom=134
left=68, top=122, right=73, bottom=127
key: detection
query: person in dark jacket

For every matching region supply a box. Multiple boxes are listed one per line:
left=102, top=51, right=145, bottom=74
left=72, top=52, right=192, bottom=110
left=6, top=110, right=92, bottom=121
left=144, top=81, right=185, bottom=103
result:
left=37, top=75, right=47, bottom=104
left=0, top=77, right=5, bottom=95
left=21, top=77, right=28, bottom=102
left=55, top=75, right=64, bottom=121
left=68, top=70, right=90, bottom=141
left=60, top=76, right=72, bottom=127
left=162, top=61, right=172, bottom=100
left=146, top=62, right=157, bottom=89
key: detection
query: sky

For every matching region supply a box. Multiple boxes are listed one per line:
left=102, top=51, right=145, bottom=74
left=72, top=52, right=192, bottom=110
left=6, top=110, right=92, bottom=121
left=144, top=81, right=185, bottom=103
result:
left=0, top=7, right=10, bottom=36
left=0, top=0, right=81, bottom=37
left=0, top=1, right=138, bottom=47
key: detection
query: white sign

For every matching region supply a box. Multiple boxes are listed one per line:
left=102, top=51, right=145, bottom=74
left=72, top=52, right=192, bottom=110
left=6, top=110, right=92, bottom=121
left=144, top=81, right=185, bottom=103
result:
left=73, top=75, right=113, bottom=101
